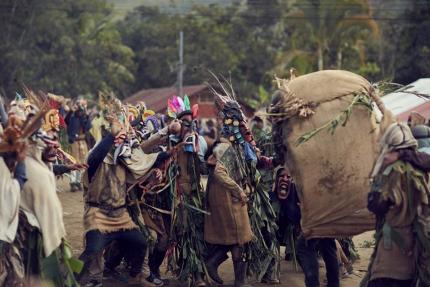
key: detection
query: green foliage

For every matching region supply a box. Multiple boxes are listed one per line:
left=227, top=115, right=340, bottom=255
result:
left=117, top=3, right=279, bottom=104
left=296, top=91, right=374, bottom=146
left=358, top=62, right=381, bottom=79
left=1, top=0, right=428, bottom=105
left=392, top=0, right=430, bottom=84
left=359, top=239, right=375, bottom=248
left=0, top=0, right=135, bottom=99
left=281, top=0, right=379, bottom=73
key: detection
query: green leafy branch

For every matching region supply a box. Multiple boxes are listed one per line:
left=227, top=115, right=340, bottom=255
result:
left=296, top=92, right=374, bottom=146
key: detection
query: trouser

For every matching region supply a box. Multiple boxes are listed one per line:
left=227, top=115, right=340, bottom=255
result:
left=104, top=234, right=169, bottom=276
left=104, top=213, right=170, bottom=276
left=368, top=278, right=413, bottom=287
left=148, top=231, right=169, bottom=275
left=69, top=139, right=88, bottom=184
left=68, top=170, right=81, bottom=185
left=148, top=212, right=171, bottom=276
left=262, top=226, right=280, bottom=281
left=79, top=229, right=147, bottom=282
left=206, top=244, right=247, bottom=262
left=296, top=237, right=339, bottom=287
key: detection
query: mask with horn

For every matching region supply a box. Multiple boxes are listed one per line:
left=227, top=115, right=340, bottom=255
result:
left=167, top=95, right=199, bottom=152
left=0, top=86, right=51, bottom=168
left=98, top=91, right=139, bottom=164
left=129, top=102, right=161, bottom=141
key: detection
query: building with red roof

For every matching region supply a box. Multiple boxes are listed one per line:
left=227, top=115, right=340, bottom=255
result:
left=124, top=84, right=255, bottom=121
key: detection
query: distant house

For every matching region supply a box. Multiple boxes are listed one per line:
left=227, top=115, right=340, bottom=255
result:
left=124, top=84, right=255, bottom=121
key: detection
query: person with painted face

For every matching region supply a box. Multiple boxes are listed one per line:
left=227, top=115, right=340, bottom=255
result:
left=270, top=167, right=300, bottom=264
left=276, top=164, right=339, bottom=287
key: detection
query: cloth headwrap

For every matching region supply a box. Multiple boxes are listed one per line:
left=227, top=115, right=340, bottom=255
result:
left=213, top=142, right=230, bottom=161
left=371, top=122, right=417, bottom=178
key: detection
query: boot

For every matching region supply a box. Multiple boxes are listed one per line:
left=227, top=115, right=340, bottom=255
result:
left=194, top=272, right=206, bottom=287
left=261, top=259, right=280, bottom=284
left=233, top=260, right=252, bottom=287
left=205, top=250, right=228, bottom=284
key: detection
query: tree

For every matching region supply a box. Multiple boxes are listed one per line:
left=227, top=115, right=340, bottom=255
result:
left=282, top=0, right=379, bottom=72
left=391, top=0, right=430, bottom=84
left=0, top=0, right=135, bottom=99
left=117, top=1, right=303, bottom=106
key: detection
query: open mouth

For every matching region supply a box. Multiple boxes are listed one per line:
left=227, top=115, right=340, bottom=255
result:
left=277, top=182, right=289, bottom=199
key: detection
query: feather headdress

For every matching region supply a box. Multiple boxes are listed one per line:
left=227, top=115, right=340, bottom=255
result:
left=98, top=91, right=122, bottom=121
left=0, top=86, right=50, bottom=153
left=167, top=94, right=196, bottom=119
left=207, top=73, right=256, bottom=146
left=207, top=72, right=245, bottom=121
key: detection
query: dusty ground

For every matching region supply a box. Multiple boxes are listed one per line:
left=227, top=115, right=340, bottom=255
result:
left=58, top=177, right=373, bottom=287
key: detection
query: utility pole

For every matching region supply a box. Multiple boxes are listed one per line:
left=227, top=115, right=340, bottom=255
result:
left=177, top=30, right=184, bottom=98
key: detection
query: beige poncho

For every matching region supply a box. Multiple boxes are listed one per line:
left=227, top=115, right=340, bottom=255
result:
left=83, top=147, right=158, bottom=234
left=21, top=145, right=66, bottom=256
left=0, top=157, right=21, bottom=243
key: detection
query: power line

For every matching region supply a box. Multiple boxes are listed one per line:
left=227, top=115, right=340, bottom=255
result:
left=0, top=3, right=428, bottom=23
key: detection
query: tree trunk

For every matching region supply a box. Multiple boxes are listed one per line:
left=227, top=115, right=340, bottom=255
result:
left=336, top=48, right=342, bottom=69
left=317, top=44, right=324, bottom=70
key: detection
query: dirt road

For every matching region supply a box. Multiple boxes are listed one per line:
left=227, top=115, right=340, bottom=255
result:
left=58, top=179, right=373, bottom=287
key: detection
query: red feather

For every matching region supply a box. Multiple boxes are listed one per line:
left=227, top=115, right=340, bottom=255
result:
left=192, top=104, right=199, bottom=119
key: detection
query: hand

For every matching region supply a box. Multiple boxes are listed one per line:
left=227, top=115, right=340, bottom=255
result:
left=153, top=168, right=163, bottom=182
left=382, top=151, right=399, bottom=168
left=110, top=119, right=123, bottom=137
left=239, top=191, right=248, bottom=205
left=68, top=163, right=89, bottom=170
left=255, top=147, right=261, bottom=158
left=168, top=120, right=181, bottom=135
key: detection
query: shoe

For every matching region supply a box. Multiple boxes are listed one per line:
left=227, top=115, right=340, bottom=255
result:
left=128, top=272, right=157, bottom=287
left=147, top=272, right=164, bottom=286
left=261, top=258, right=280, bottom=285
left=103, top=268, right=128, bottom=283
left=205, top=249, right=228, bottom=284
left=83, top=279, right=103, bottom=287
left=233, top=260, right=252, bottom=287
left=345, top=261, right=353, bottom=274
left=194, top=272, right=206, bottom=287
left=261, top=276, right=280, bottom=285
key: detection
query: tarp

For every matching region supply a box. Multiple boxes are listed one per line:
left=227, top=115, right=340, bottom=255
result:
left=382, top=78, right=430, bottom=121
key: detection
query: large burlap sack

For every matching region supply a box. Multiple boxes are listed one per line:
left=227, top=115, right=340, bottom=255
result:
left=278, top=70, right=378, bottom=239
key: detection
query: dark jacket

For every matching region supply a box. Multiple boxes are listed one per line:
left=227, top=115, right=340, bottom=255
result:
left=65, top=111, right=91, bottom=143
left=271, top=182, right=301, bottom=227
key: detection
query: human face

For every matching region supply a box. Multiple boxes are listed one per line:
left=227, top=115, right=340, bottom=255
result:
left=276, top=169, right=291, bottom=200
